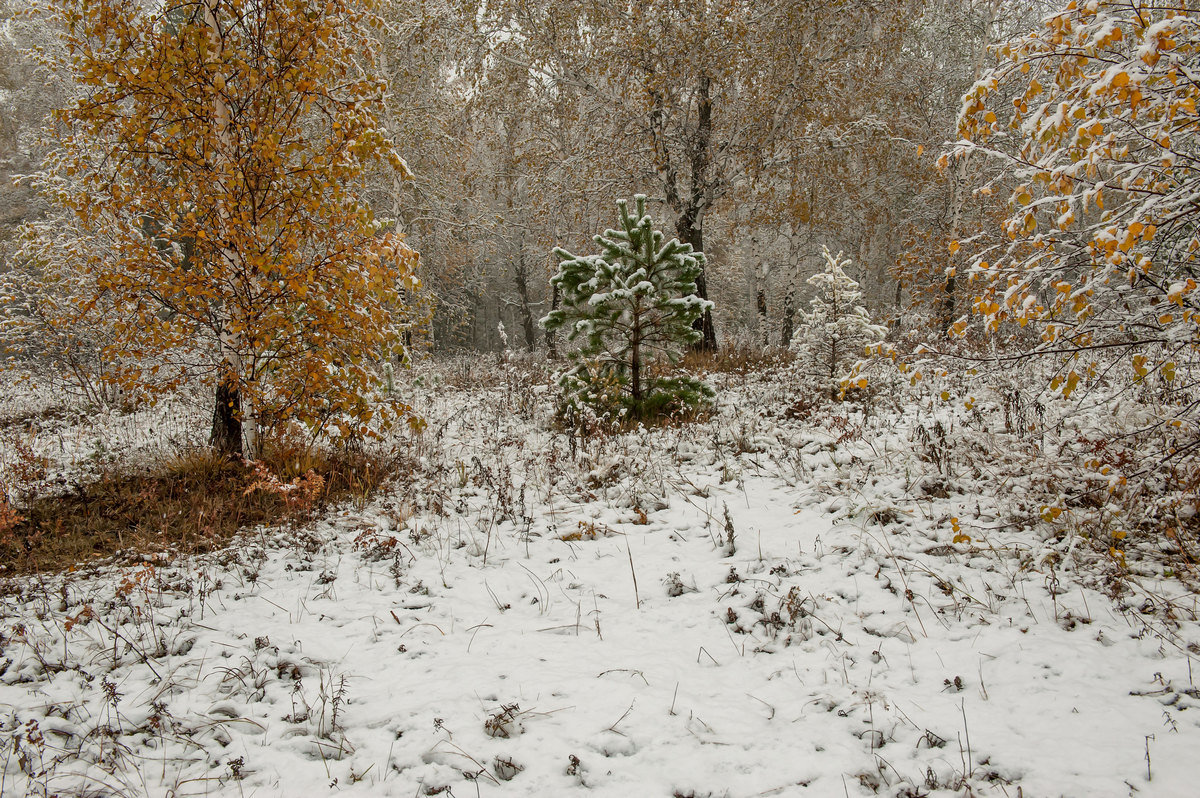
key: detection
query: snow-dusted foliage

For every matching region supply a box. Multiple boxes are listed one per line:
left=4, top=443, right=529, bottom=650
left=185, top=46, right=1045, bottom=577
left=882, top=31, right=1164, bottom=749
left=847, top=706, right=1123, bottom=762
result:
left=953, top=0, right=1200, bottom=406
left=541, top=196, right=714, bottom=421
left=941, top=0, right=1200, bottom=533
left=790, top=247, right=887, bottom=386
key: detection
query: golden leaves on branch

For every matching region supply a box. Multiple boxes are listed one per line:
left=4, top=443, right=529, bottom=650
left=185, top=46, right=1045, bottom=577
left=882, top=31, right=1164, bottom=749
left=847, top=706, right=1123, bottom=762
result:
left=29, top=0, right=418, bottom=441
left=948, top=0, right=1200, bottom=400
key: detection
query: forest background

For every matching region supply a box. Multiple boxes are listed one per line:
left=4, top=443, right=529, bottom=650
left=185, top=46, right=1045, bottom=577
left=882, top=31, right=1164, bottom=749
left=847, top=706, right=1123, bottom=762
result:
left=0, top=0, right=1010, bottom=358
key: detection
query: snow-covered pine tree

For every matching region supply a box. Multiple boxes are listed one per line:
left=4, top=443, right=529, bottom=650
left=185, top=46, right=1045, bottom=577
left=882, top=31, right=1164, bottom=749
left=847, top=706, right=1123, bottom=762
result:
left=792, top=247, right=887, bottom=388
left=540, top=195, right=714, bottom=421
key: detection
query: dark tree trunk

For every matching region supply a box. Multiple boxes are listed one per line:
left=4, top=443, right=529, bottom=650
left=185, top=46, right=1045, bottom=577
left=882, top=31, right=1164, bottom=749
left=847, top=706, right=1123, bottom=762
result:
left=941, top=271, right=956, bottom=335
left=679, top=74, right=718, bottom=353
left=693, top=270, right=717, bottom=353
left=781, top=287, right=795, bottom=349
left=943, top=150, right=968, bottom=335
left=210, top=368, right=243, bottom=457
left=471, top=292, right=483, bottom=350
left=514, top=252, right=536, bottom=350
left=545, top=281, right=560, bottom=359
left=676, top=210, right=717, bottom=352
left=756, top=287, right=768, bottom=349
left=652, top=69, right=718, bottom=354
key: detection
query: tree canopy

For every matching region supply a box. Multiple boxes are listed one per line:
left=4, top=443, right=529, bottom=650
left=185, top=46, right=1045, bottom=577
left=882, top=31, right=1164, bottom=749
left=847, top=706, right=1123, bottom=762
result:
left=3, top=0, right=418, bottom=454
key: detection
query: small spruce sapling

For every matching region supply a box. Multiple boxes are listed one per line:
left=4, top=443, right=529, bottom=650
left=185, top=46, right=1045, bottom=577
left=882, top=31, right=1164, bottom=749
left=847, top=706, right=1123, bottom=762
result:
left=540, top=196, right=714, bottom=421
left=790, top=247, right=886, bottom=391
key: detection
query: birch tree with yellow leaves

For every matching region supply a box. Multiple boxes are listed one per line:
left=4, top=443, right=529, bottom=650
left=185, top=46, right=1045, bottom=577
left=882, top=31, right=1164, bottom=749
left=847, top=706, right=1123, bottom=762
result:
left=951, top=0, right=1200, bottom=423
left=2, top=0, right=418, bottom=456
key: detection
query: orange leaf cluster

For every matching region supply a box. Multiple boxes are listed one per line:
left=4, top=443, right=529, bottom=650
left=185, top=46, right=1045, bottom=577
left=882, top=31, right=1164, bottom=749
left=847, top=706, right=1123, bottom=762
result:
left=25, top=0, right=419, bottom=441
left=951, top=0, right=1200, bottom=397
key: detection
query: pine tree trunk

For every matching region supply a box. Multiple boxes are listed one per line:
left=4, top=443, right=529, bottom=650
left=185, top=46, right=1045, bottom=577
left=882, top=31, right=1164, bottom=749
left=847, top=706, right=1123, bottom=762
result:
left=631, top=307, right=642, bottom=412
left=211, top=367, right=243, bottom=457
left=631, top=338, right=641, bottom=406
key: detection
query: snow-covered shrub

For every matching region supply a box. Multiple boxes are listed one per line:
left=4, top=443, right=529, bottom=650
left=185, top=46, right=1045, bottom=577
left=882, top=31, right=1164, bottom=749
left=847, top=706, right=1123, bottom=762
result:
left=790, top=247, right=887, bottom=391
left=541, top=196, right=714, bottom=422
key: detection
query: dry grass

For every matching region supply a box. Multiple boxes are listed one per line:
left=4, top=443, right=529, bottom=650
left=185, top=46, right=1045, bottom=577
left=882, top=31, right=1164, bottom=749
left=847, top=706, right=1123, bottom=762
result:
left=0, top=444, right=397, bottom=575
left=680, top=343, right=793, bottom=376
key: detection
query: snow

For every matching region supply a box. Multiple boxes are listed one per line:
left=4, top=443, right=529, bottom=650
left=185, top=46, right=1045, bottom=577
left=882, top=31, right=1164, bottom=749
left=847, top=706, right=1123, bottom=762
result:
left=1, top=360, right=1198, bottom=797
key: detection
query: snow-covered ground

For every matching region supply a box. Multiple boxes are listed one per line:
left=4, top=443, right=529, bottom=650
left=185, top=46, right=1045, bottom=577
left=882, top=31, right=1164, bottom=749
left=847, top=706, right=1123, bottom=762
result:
left=1, top=357, right=1198, bottom=797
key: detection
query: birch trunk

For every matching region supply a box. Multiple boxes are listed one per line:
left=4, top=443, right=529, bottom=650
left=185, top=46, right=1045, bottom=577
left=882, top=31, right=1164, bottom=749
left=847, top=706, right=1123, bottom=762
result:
left=202, top=0, right=256, bottom=457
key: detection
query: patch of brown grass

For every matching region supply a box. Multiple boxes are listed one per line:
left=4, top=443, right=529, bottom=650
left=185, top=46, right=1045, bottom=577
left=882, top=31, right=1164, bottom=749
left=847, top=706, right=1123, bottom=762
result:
left=0, top=445, right=397, bottom=576
left=680, top=344, right=793, bottom=377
